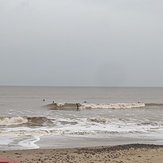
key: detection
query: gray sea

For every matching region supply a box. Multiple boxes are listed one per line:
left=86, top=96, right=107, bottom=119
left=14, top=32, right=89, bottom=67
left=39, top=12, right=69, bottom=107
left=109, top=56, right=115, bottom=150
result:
left=0, top=86, right=163, bottom=150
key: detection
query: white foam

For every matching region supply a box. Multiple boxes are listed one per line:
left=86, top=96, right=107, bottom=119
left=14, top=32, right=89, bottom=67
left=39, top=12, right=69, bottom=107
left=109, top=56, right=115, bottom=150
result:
left=18, top=135, right=40, bottom=149
left=0, top=115, right=162, bottom=137
left=0, top=123, right=163, bottom=140
left=0, top=128, right=52, bottom=136
left=56, top=103, right=65, bottom=106
left=81, top=102, right=145, bottom=109
left=0, top=117, right=28, bottom=126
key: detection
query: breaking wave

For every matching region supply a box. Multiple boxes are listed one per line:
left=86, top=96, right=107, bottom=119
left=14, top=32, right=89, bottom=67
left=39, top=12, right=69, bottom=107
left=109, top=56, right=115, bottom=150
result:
left=0, top=117, right=28, bottom=126
left=0, top=116, right=53, bottom=126
left=81, top=102, right=145, bottom=109
left=46, top=102, right=145, bottom=110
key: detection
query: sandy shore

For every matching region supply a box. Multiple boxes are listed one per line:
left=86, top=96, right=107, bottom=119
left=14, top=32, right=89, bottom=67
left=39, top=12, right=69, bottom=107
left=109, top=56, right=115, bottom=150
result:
left=0, top=144, right=163, bottom=163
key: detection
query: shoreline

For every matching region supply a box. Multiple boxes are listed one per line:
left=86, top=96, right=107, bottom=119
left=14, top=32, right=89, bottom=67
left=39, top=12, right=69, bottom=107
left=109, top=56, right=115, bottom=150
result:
left=0, top=144, right=163, bottom=163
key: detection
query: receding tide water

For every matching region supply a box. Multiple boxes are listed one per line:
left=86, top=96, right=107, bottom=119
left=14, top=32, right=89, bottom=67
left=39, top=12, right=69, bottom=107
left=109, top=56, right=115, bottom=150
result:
left=0, top=86, right=163, bottom=150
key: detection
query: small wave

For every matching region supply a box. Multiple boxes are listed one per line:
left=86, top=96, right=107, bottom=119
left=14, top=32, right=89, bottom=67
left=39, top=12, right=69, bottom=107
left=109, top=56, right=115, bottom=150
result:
left=57, top=119, right=78, bottom=125
left=0, top=116, right=53, bottom=126
left=46, top=102, right=145, bottom=110
left=145, top=103, right=163, bottom=107
left=90, top=117, right=112, bottom=124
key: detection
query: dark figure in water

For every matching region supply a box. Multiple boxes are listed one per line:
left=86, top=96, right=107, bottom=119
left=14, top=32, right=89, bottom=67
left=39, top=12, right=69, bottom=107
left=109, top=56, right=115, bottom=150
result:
left=76, top=103, right=80, bottom=111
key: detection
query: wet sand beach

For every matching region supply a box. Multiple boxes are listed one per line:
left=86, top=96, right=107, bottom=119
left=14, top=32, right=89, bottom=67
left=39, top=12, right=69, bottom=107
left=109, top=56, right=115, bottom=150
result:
left=0, top=144, right=163, bottom=163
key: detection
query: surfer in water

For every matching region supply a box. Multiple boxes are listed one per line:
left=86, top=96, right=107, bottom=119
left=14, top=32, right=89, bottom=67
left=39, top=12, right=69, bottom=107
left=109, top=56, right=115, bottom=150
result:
left=76, top=103, right=80, bottom=110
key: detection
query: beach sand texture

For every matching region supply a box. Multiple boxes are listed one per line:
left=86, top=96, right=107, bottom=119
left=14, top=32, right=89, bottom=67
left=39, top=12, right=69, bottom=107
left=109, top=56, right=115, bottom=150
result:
left=0, top=144, right=163, bottom=163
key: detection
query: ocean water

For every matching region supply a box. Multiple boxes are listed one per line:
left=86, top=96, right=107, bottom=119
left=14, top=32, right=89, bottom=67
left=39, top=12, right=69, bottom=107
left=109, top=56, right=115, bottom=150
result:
left=0, top=86, right=163, bottom=150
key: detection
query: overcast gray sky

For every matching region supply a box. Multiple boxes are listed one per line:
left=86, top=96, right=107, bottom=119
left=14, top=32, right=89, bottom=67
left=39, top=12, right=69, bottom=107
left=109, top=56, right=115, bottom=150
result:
left=0, top=0, right=163, bottom=87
